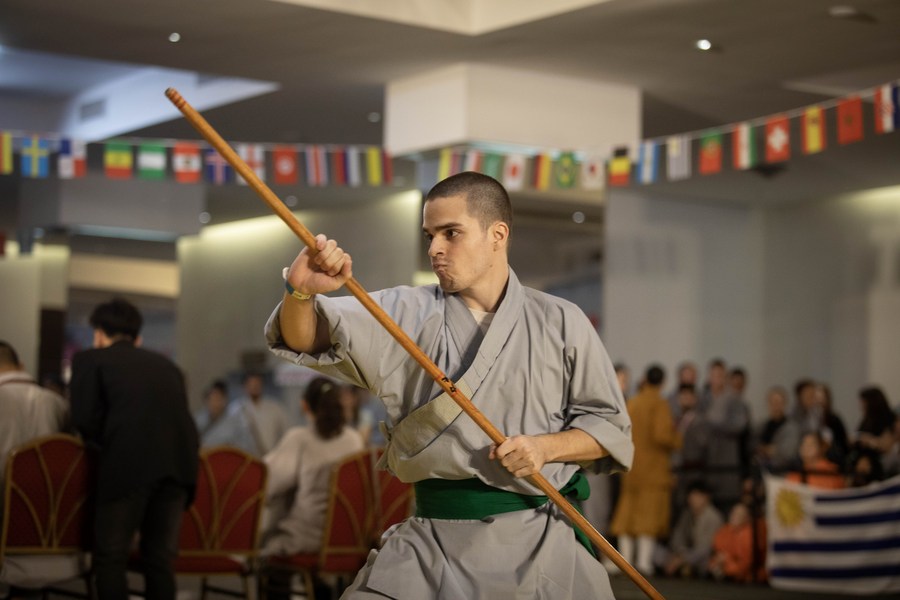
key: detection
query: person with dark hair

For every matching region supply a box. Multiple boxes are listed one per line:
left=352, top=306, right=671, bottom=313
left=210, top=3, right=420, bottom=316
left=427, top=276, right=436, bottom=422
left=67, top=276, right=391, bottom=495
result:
left=852, top=386, right=897, bottom=474
left=610, top=364, right=680, bottom=575
left=193, top=379, right=256, bottom=452
left=656, top=481, right=723, bottom=578
left=672, top=384, right=711, bottom=514
left=69, top=298, right=199, bottom=600
left=787, top=431, right=845, bottom=490
left=816, top=383, right=849, bottom=466
left=236, top=372, right=289, bottom=456
left=261, top=377, right=364, bottom=556
left=266, top=172, right=632, bottom=598
left=755, top=386, right=800, bottom=471
left=702, top=358, right=750, bottom=512
left=667, top=360, right=697, bottom=419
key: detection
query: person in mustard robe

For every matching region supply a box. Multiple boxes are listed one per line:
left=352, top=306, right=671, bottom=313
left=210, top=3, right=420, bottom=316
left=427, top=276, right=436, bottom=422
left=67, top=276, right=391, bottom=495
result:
left=610, top=364, right=682, bottom=575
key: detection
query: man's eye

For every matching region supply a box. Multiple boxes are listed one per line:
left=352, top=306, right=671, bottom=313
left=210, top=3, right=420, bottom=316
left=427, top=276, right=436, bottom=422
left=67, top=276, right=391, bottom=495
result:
left=446, top=230, right=459, bottom=238
left=424, top=233, right=434, bottom=242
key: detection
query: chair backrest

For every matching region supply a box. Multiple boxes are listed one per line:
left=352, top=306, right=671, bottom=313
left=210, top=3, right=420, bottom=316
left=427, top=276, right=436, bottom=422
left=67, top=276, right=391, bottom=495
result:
left=0, top=434, right=95, bottom=560
left=178, top=446, right=267, bottom=556
left=318, top=450, right=375, bottom=573
left=369, top=448, right=413, bottom=544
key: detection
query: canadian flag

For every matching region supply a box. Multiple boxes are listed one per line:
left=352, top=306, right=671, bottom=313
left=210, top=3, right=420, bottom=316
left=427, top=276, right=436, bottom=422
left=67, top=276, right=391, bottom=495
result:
left=173, top=142, right=201, bottom=183
left=503, top=154, right=526, bottom=191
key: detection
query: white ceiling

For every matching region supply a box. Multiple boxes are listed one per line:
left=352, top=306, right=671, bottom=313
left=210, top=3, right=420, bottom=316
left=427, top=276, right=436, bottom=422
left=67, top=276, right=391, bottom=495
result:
left=0, top=0, right=898, bottom=214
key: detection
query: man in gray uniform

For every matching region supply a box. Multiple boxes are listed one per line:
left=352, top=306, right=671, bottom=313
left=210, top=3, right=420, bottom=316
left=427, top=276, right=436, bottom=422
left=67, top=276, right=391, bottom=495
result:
left=266, top=172, right=633, bottom=599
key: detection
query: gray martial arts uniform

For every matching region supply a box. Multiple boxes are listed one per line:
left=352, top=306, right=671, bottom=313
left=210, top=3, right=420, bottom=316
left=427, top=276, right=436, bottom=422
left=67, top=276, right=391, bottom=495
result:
left=266, top=268, right=633, bottom=599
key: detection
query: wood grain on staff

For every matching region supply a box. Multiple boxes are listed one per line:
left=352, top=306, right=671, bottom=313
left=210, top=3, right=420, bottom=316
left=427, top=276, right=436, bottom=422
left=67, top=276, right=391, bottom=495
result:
left=164, top=87, right=664, bottom=600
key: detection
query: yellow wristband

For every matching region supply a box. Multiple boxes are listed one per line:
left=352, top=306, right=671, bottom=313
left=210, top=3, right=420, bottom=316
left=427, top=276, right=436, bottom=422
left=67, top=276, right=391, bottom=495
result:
left=282, top=267, right=312, bottom=301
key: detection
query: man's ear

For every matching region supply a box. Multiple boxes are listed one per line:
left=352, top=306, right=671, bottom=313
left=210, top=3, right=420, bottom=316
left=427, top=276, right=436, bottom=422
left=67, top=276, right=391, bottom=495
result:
left=491, top=221, right=510, bottom=247
left=134, top=335, right=143, bottom=348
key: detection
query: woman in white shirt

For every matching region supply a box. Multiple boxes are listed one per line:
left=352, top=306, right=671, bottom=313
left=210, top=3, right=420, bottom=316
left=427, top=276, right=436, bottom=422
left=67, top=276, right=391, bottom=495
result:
left=261, top=377, right=365, bottom=555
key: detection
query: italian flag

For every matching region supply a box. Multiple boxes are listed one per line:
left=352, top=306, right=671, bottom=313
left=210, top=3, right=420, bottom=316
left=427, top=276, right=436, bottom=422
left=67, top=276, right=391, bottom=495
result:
left=732, top=123, right=756, bottom=170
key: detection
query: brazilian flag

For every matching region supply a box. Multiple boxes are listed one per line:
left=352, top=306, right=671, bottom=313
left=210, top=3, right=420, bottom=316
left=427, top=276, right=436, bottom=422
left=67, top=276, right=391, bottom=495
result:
left=555, top=151, right=577, bottom=189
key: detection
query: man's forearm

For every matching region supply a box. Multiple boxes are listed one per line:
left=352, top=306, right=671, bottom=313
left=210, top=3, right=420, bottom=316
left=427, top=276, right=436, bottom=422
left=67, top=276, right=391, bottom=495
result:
left=279, top=293, right=330, bottom=354
left=538, top=428, right=608, bottom=463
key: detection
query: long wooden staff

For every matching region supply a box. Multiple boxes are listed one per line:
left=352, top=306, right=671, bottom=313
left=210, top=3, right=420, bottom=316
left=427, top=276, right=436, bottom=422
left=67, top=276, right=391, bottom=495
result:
left=165, top=88, right=663, bottom=600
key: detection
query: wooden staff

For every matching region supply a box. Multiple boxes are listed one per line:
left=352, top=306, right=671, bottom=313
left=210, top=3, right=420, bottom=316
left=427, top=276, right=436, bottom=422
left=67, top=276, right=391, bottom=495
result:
left=165, top=87, right=664, bottom=600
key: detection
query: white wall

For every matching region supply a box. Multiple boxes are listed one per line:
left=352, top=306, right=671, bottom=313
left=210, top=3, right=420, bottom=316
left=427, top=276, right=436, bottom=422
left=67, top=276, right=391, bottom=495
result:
left=176, top=190, right=422, bottom=405
left=604, top=189, right=766, bottom=417
left=0, top=256, right=43, bottom=374
left=604, top=185, right=900, bottom=429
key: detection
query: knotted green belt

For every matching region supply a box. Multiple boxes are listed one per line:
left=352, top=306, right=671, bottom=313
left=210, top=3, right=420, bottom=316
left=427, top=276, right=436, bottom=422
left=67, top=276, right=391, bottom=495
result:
left=414, top=472, right=595, bottom=557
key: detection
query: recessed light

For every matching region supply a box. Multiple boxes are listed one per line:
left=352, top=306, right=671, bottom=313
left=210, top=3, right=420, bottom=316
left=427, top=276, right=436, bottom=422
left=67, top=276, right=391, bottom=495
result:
left=695, top=39, right=713, bottom=51
left=367, top=112, right=381, bottom=123
left=169, top=32, right=181, bottom=43
left=572, top=211, right=585, bottom=224
left=199, top=212, right=211, bottom=224
left=285, top=195, right=298, bottom=208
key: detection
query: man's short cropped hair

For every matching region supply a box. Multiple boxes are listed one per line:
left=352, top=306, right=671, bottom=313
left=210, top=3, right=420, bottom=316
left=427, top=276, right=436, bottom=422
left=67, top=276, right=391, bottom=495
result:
left=0, top=340, right=21, bottom=367
left=89, top=298, right=143, bottom=341
left=645, top=364, right=665, bottom=387
left=426, top=171, right=513, bottom=234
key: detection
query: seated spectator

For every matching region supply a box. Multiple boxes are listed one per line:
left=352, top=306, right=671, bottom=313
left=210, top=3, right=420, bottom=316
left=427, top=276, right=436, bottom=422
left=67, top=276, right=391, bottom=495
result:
left=237, top=372, right=289, bottom=456
left=655, top=481, right=724, bottom=578
left=755, top=386, right=800, bottom=471
left=194, top=379, right=257, bottom=453
left=261, top=377, right=365, bottom=556
left=0, top=341, right=72, bottom=593
left=848, top=448, right=884, bottom=487
left=0, top=340, right=69, bottom=485
left=787, top=431, right=845, bottom=490
left=709, top=503, right=754, bottom=583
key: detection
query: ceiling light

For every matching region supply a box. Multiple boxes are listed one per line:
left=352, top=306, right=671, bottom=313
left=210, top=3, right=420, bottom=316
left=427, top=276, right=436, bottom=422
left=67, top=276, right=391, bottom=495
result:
left=169, top=32, right=181, bottom=43
left=367, top=112, right=381, bottom=123
left=199, top=212, right=211, bottom=224
left=695, top=39, right=713, bottom=51
left=284, top=195, right=298, bottom=207
left=828, top=5, right=858, bottom=18
left=572, top=211, right=585, bottom=224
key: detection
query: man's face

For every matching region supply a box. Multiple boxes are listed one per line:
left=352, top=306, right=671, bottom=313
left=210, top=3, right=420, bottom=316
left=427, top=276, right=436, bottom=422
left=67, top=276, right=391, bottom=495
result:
left=423, top=194, right=501, bottom=296
left=244, top=375, right=263, bottom=398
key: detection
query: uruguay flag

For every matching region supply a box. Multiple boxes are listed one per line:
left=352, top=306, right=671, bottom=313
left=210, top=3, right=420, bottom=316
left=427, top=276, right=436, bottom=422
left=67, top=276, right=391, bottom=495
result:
left=765, top=474, right=900, bottom=595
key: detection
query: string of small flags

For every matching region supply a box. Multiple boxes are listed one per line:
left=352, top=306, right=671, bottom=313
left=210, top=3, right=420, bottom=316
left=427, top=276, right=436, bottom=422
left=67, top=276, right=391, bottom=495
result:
left=0, top=135, right=394, bottom=187
left=434, top=79, right=899, bottom=191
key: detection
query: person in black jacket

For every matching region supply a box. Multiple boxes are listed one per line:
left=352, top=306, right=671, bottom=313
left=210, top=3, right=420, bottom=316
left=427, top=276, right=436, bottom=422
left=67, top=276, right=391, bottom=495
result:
left=70, top=298, right=198, bottom=600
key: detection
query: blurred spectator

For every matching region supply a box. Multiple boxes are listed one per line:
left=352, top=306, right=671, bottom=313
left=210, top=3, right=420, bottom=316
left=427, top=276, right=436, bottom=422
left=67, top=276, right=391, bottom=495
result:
left=262, top=377, right=364, bottom=597
left=655, top=481, right=723, bottom=578
left=851, top=386, right=897, bottom=476
left=817, top=383, right=849, bottom=467
left=611, top=365, right=681, bottom=575
left=708, top=503, right=754, bottom=583
left=848, top=448, right=883, bottom=487
left=755, top=386, right=800, bottom=471
left=614, top=362, right=631, bottom=399
left=0, top=340, right=69, bottom=491
left=194, top=379, right=256, bottom=453
left=672, top=384, right=710, bottom=513
left=792, top=378, right=822, bottom=435
left=237, top=372, right=289, bottom=456
left=703, top=359, right=750, bottom=512
left=668, top=361, right=698, bottom=420
left=787, top=431, right=845, bottom=490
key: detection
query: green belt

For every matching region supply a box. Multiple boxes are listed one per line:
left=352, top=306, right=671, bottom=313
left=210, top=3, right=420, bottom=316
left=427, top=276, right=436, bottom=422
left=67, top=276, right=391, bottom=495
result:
left=414, top=472, right=595, bottom=557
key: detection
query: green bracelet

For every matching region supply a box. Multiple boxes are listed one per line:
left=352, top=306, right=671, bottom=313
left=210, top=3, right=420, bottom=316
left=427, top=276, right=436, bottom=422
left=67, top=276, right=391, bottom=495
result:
left=284, top=279, right=313, bottom=301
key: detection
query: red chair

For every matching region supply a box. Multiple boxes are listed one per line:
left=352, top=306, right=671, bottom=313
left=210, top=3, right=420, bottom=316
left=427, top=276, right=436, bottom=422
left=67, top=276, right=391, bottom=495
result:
left=0, top=434, right=95, bottom=599
left=130, top=446, right=267, bottom=600
left=263, top=450, right=375, bottom=599
left=369, top=448, right=413, bottom=546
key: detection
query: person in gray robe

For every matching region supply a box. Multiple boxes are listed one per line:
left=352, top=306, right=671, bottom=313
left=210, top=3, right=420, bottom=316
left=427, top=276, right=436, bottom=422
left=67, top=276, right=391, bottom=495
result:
left=265, top=172, right=633, bottom=600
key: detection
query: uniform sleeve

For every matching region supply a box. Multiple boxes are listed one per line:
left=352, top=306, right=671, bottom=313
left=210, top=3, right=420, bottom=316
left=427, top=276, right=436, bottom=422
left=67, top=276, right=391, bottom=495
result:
left=652, top=401, right=682, bottom=451
left=265, top=296, right=381, bottom=389
left=564, top=315, right=633, bottom=474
